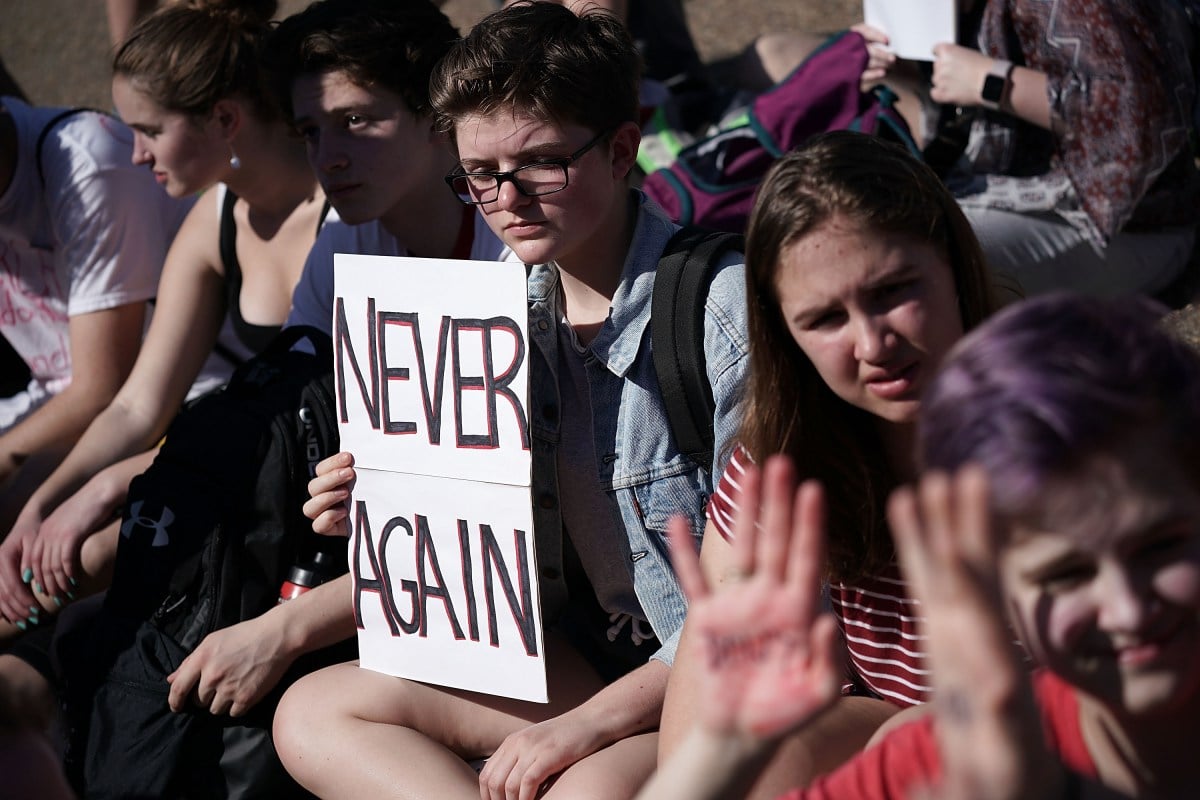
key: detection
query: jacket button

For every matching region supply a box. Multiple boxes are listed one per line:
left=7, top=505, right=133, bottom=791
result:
left=538, top=494, right=557, bottom=509
left=538, top=319, right=549, bottom=331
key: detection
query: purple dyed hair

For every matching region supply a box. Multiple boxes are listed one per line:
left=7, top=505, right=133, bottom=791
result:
left=919, top=293, right=1200, bottom=515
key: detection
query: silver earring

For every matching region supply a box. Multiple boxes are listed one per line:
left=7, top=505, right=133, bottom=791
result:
left=229, top=145, right=241, bottom=170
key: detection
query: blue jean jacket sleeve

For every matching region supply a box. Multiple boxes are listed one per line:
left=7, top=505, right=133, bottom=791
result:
left=527, top=192, right=750, bottom=669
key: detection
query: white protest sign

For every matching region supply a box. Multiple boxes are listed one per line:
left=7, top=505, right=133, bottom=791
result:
left=335, top=254, right=546, bottom=703
left=333, top=254, right=532, bottom=483
left=863, top=0, right=956, bottom=61
left=349, top=469, right=542, bottom=700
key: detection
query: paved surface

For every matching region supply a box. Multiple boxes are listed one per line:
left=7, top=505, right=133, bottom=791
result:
left=0, top=0, right=861, bottom=109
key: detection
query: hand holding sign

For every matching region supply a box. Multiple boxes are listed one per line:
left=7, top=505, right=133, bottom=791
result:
left=862, top=0, right=956, bottom=62
left=302, top=451, right=356, bottom=537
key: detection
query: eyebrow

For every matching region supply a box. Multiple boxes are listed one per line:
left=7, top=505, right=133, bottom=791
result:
left=458, top=140, right=577, bottom=170
left=1017, top=547, right=1088, bottom=584
left=787, top=262, right=921, bottom=326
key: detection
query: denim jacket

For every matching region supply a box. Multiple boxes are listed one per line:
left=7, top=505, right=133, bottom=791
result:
left=524, top=192, right=748, bottom=665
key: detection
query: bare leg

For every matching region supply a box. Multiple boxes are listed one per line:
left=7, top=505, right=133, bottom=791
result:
left=0, top=655, right=55, bottom=733
left=275, top=636, right=609, bottom=799
left=865, top=700, right=934, bottom=749
left=743, top=696, right=898, bottom=800
left=738, top=32, right=826, bottom=92
left=543, top=731, right=659, bottom=799
left=105, top=0, right=159, bottom=48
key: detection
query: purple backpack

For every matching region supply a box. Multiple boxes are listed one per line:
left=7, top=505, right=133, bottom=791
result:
left=643, top=30, right=919, bottom=233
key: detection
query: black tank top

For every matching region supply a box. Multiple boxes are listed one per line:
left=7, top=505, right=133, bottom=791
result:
left=218, top=188, right=330, bottom=358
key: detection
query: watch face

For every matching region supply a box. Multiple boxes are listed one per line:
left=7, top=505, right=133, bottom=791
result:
left=982, top=73, right=1006, bottom=103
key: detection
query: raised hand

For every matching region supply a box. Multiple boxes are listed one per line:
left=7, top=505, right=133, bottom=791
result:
left=851, top=22, right=897, bottom=93
left=302, top=451, right=356, bottom=536
left=887, top=468, right=1066, bottom=800
left=667, top=455, right=841, bottom=743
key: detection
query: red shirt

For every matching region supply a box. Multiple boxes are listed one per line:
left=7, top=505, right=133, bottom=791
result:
left=777, top=671, right=1096, bottom=799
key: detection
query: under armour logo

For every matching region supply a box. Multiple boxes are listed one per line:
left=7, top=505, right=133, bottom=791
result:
left=120, top=501, right=175, bottom=547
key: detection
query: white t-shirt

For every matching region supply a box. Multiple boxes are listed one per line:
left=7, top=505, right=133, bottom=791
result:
left=285, top=210, right=507, bottom=335
left=0, top=97, right=192, bottom=427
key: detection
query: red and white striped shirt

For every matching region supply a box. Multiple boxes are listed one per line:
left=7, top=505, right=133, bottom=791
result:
left=707, top=447, right=930, bottom=707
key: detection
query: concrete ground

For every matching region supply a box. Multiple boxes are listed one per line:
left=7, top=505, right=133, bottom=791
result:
left=0, top=0, right=861, bottom=110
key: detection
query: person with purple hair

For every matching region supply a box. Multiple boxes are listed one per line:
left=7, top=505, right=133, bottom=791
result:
left=640, top=292, right=1200, bottom=799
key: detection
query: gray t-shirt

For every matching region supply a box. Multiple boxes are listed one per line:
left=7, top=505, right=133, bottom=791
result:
left=552, top=288, right=646, bottom=627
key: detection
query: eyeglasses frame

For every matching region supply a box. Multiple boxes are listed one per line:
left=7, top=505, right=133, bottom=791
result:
left=444, top=128, right=611, bottom=206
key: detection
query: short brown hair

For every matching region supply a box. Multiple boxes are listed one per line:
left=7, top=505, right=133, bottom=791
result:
left=430, top=1, right=640, bottom=140
left=263, top=0, right=459, bottom=122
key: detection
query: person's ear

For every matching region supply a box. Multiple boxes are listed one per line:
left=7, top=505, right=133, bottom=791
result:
left=608, top=120, right=641, bottom=181
left=426, top=117, right=449, bottom=146
left=210, top=98, right=243, bottom=141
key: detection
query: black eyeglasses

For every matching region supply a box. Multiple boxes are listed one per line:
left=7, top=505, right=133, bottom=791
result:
left=445, top=129, right=610, bottom=206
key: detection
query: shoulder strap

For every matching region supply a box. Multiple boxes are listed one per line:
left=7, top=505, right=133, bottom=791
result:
left=36, top=107, right=105, bottom=187
left=218, top=186, right=239, bottom=281
left=208, top=187, right=254, bottom=370
left=652, top=226, right=744, bottom=473
left=316, top=198, right=332, bottom=235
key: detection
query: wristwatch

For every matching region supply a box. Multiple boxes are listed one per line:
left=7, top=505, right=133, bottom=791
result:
left=980, top=59, right=1014, bottom=111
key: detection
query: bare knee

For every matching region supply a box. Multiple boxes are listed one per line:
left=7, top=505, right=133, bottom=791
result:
left=744, top=696, right=899, bottom=800
left=738, top=32, right=825, bottom=92
left=866, top=701, right=932, bottom=749
left=78, top=520, right=119, bottom=587
left=545, top=732, right=658, bottom=800
left=0, top=655, right=56, bottom=734
left=274, top=662, right=357, bottom=771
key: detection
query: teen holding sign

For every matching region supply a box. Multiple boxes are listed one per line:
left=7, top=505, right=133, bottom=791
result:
left=278, top=3, right=749, bottom=798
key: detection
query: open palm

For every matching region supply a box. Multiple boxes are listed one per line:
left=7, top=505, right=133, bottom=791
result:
left=668, top=456, right=841, bottom=743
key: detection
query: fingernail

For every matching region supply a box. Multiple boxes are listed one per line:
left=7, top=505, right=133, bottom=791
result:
left=68, top=576, right=78, bottom=587
left=29, top=605, right=39, bottom=616
left=33, top=582, right=42, bottom=594
left=66, top=591, right=76, bottom=601
left=15, top=620, right=26, bottom=631
left=21, top=567, right=32, bottom=583
left=53, top=596, right=63, bottom=608
left=26, top=615, right=38, bottom=626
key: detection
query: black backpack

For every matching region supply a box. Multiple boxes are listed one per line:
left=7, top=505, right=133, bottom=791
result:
left=652, top=227, right=745, bottom=473
left=59, top=325, right=351, bottom=800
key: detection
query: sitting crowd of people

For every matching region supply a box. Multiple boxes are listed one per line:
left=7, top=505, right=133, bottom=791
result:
left=1, top=0, right=1198, bottom=798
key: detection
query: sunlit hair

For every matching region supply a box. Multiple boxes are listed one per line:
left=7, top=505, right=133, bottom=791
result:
left=263, top=0, right=459, bottom=122
left=429, top=0, right=640, bottom=140
left=921, top=293, right=1200, bottom=516
left=113, top=0, right=280, bottom=121
left=740, top=130, right=998, bottom=581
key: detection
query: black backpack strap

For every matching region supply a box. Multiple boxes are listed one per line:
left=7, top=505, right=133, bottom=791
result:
left=316, top=197, right=332, bottom=234
left=36, top=107, right=106, bottom=187
left=652, top=226, right=744, bottom=473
